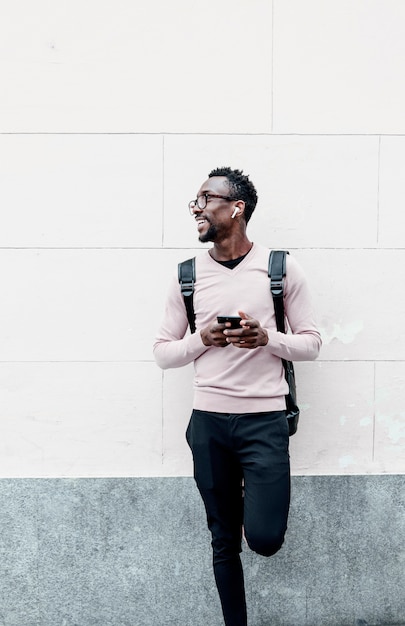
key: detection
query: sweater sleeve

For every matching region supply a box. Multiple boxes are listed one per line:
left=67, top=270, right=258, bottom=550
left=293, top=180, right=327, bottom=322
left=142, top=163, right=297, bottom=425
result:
left=265, top=255, right=322, bottom=361
left=153, top=274, right=210, bottom=370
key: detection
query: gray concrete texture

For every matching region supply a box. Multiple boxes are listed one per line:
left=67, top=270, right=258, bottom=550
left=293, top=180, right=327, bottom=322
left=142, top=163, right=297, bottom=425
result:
left=0, top=475, right=403, bottom=626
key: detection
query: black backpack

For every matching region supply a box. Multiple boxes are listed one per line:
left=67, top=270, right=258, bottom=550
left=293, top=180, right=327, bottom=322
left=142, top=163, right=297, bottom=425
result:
left=178, top=250, right=299, bottom=435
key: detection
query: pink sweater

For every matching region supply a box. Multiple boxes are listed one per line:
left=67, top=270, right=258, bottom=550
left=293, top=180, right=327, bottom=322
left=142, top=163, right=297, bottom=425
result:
left=153, top=243, right=321, bottom=414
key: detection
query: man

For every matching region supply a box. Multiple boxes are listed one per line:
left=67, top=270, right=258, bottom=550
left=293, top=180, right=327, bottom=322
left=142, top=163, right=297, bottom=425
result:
left=153, top=167, right=321, bottom=626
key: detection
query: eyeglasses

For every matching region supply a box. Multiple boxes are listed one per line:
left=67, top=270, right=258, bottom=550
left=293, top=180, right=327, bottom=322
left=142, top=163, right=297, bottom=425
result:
left=188, top=193, right=236, bottom=214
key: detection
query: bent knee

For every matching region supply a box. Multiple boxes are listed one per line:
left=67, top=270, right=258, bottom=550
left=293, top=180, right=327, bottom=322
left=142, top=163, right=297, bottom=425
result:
left=245, top=530, right=285, bottom=557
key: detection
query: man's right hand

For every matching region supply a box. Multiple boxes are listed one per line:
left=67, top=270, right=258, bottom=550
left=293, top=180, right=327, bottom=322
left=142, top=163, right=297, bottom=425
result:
left=200, top=320, right=230, bottom=348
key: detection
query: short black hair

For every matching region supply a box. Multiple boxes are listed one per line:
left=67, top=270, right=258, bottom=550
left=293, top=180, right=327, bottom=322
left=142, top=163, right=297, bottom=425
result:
left=208, top=167, right=258, bottom=223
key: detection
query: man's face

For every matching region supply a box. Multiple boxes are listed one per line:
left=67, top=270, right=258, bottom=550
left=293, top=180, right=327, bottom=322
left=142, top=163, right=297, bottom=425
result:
left=193, top=176, right=236, bottom=243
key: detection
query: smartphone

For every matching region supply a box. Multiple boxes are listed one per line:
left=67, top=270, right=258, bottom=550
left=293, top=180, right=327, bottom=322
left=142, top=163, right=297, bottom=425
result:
left=217, top=316, right=242, bottom=329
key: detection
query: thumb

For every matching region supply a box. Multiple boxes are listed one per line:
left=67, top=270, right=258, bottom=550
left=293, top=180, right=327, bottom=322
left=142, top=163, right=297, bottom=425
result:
left=238, top=310, right=252, bottom=321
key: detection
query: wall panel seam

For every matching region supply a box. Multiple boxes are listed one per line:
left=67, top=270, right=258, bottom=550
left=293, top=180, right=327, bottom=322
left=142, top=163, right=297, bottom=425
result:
left=270, top=0, right=274, bottom=134
left=0, top=360, right=403, bottom=364
left=377, top=135, right=381, bottom=246
left=1, top=247, right=405, bottom=251
left=162, top=134, right=165, bottom=248
left=1, top=132, right=405, bottom=137
left=372, top=361, right=376, bottom=464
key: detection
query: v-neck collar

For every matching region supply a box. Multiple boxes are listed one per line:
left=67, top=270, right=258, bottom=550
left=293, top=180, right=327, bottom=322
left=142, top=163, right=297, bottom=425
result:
left=207, top=242, right=256, bottom=272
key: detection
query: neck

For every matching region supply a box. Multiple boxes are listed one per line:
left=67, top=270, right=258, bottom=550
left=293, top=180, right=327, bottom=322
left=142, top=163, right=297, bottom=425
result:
left=209, top=236, right=253, bottom=262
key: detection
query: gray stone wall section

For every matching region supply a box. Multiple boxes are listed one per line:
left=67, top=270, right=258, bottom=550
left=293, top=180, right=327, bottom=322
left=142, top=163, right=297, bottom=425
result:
left=0, top=476, right=403, bottom=626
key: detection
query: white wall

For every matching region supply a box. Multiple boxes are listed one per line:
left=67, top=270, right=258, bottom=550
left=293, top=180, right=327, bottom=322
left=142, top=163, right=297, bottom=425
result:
left=0, top=0, right=404, bottom=477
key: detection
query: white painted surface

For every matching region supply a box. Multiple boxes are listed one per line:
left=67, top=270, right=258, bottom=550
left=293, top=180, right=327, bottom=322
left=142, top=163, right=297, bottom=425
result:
left=294, top=250, right=405, bottom=362
left=273, top=0, right=405, bottom=133
left=0, top=0, right=272, bottom=133
left=0, top=1, right=403, bottom=477
left=379, top=137, right=405, bottom=247
left=0, top=363, right=163, bottom=477
left=0, top=134, right=163, bottom=247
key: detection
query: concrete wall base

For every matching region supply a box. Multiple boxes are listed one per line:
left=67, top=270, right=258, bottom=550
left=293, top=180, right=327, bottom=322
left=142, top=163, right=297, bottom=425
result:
left=0, top=475, right=403, bottom=626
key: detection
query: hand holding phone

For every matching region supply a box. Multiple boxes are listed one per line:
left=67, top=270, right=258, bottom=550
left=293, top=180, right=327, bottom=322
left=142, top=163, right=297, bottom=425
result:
left=217, top=316, right=242, bottom=329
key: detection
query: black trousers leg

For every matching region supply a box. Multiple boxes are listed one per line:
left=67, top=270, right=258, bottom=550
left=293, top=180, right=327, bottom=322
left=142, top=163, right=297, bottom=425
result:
left=186, top=409, right=290, bottom=626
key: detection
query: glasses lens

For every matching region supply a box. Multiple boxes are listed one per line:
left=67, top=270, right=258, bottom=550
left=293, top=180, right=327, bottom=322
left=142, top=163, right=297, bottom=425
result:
left=197, top=194, right=207, bottom=209
left=188, top=200, right=196, bottom=214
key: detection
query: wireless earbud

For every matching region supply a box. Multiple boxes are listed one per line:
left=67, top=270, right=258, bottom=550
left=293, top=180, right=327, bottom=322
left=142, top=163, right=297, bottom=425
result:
left=231, top=208, right=238, bottom=219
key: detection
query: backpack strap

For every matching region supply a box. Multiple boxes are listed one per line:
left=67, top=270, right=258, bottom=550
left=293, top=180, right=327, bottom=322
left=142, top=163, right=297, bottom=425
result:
left=179, top=250, right=289, bottom=336
left=268, top=250, right=289, bottom=333
left=178, top=257, right=196, bottom=334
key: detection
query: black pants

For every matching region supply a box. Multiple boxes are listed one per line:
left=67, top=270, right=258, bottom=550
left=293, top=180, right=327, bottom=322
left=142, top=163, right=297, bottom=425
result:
left=186, top=409, right=290, bottom=626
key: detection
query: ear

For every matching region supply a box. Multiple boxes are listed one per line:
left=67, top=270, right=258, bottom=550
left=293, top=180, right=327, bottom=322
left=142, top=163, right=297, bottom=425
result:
left=234, top=200, right=245, bottom=219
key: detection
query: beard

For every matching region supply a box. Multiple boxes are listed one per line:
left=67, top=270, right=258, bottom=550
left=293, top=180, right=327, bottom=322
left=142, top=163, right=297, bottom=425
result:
left=199, top=222, right=218, bottom=243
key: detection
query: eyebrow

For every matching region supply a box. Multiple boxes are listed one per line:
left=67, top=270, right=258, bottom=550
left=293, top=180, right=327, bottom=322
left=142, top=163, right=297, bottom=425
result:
left=197, top=189, right=212, bottom=195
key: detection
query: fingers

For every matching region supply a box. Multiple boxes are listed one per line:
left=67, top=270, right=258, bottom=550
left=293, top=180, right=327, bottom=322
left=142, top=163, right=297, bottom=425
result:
left=222, top=314, right=267, bottom=348
left=201, top=319, right=231, bottom=347
left=223, top=326, right=259, bottom=348
left=203, top=314, right=267, bottom=349
left=238, top=310, right=254, bottom=325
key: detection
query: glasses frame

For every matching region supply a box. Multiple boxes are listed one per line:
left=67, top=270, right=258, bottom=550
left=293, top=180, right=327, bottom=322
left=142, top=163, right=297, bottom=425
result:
left=188, top=193, right=236, bottom=214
